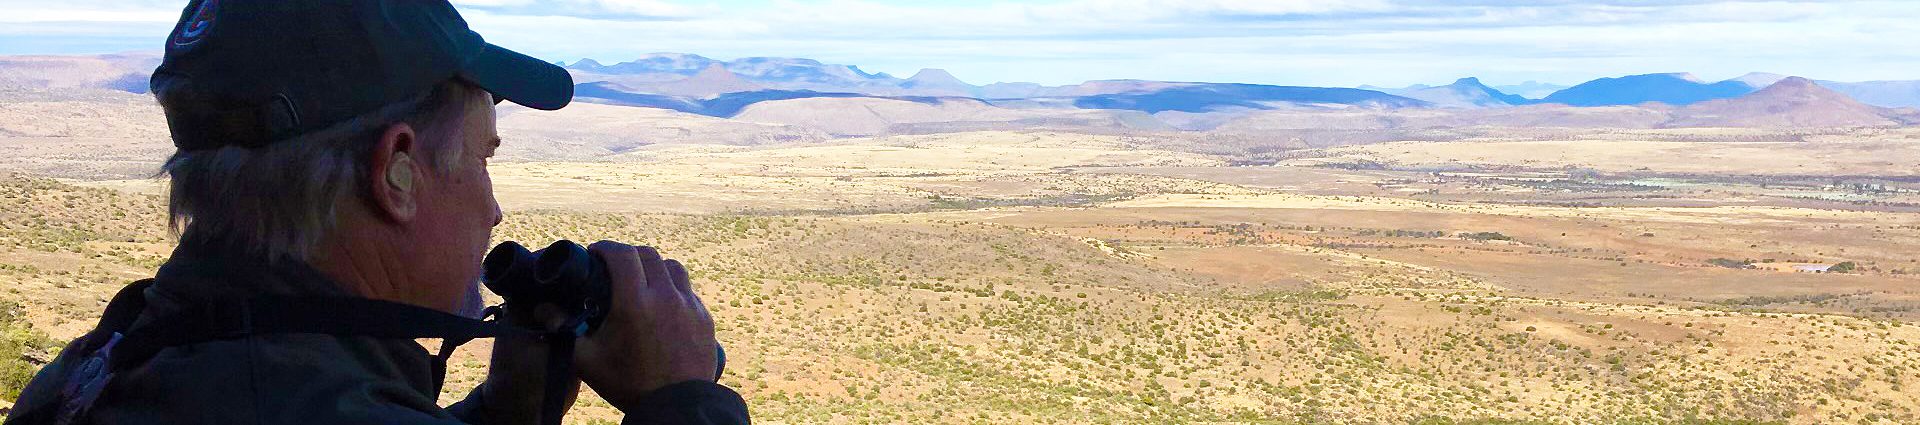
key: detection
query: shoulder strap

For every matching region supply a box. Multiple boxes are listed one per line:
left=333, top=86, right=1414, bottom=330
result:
left=8, top=285, right=537, bottom=425
left=1, top=279, right=153, bottom=425
left=95, top=279, right=155, bottom=335
left=108, top=296, right=525, bottom=372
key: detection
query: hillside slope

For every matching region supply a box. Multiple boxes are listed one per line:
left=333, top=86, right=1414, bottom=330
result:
left=0, top=53, right=158, bottom=93
left=493, top=102, right=829, bottom=160
left=1666, top=77, right=1901, bottom=128
left=1399, top=77, right=1529, bottom=108
left=1074, top=83, right=1426, bottom=113
left=650, top=63, right=765, bottom=98
left=1818, top=80, right=1920, bottom=109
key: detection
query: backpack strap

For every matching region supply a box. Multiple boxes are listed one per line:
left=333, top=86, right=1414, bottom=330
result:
left=1, top=279, right=153, bottom=425
left=108, top=296, right=526, bottom=373
left=11, top=285, right=593, bottom=425
left=104, top=296, right=587, bottom=425
left=95, top=279, right=155, bottom=336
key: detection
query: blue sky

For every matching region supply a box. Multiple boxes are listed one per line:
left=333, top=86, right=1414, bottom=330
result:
left=0, top=0, right=1915, bottom=87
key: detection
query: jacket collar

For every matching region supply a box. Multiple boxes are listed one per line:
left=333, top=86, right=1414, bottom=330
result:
left=136, top=240, right=451, bottom=396
left=143, top=240, right=351, bottom=320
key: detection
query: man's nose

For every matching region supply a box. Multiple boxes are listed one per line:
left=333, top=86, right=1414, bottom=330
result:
left=490, top=201, right=503, bottom=228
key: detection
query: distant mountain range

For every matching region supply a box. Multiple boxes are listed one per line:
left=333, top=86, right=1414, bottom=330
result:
left=1213, top=76, right=1918, bottom=134
left=648, top=63, right=764, bottom=98
left=0, top=53, right=159, bottom=93
left=1375, top=78, right=1530, bottom=108
left=1067, top=84, right=1426, bottom=113
left=573, top=82, right=947, bottom=118
left=1809, top=80, right=1920, bottom=109
left=2, top=52, right=1916, bottom=133
left=1491, top=81, right=1569, bottom=99
left=1361, top=72, right=1920, bottom=111
left=566, top=53, right=1279, bottom=101
left=564, top=54, right=1431, bottom=118
left=1538, top=73, right=1755, bottom=107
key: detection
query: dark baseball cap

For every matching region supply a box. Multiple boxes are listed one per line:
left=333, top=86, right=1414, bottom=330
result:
left=151, top=0, right=573, bottom=151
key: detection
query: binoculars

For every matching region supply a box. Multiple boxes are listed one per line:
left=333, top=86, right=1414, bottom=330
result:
left=483, top=240, right=612, bottom=334
left=483, top=240, right=724, bottom=380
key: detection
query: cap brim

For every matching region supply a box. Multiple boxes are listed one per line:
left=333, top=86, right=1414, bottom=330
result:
left=460, top=43, right=572, bottom=111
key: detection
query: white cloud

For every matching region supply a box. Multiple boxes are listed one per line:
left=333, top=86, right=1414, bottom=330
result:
left=0, top=7, right=177, bottom=23
left=453, top=0, right=539, bottom=7
left=457, top=0, right=698, bottom=19
left=3, top=0, right=1917, bottom=86
left=1017, top=0, right=1397, bottom=22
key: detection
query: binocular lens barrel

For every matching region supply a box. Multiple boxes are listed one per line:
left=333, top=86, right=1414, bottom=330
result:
left=482, top=240, right=528, bottom=283
left=482, top=241, right=538, bottom=301
left=534, top=240, right=593, bottom=299
left=482, top=240, right=611, bottom=332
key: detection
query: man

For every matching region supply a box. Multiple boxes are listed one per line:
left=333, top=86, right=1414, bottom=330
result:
left=3, top=1, right=746, bottom=424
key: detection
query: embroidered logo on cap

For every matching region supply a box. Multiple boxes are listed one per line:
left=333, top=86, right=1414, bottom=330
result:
left=174, top=0, right=219, bottom=46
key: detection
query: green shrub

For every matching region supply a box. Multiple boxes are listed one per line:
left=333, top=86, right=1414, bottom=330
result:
left=1706, top=258, right=1754, bottom=269
left=1458, top=232, right=1513, bottom=241
left=1, top=299, right=59, bottom=401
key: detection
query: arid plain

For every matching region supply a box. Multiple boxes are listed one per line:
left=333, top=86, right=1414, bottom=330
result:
left=4, top=87, right=1920, bottom=424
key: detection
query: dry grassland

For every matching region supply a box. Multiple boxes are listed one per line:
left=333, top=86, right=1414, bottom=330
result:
left=2, top=177, right=1915, bottom=424
left=1286, top=128, right=1920, bottom=176
left=2, top=121, right=1918, bottom=423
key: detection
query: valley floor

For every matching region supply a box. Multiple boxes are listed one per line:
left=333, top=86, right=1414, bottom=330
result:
left=6, top=128, right=1920, bottom=424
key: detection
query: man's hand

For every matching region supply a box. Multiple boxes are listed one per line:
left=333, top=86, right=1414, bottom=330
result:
left=575, top=240, right=721, bottom=412
left=473, top=301, right=582, bottom=422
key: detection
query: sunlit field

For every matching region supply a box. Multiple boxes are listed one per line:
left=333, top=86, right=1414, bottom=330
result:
left=6, top=111, right=1919, bottom=422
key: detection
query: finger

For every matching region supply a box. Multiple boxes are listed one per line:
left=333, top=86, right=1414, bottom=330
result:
left=635, top=246, right=675, bottom=296
left=690, top=292, right=713, bottom=326
left=663, top=259, right=694, bottom=299
left=679, top=281, right=714, bottom=328
left=588, top=240, right=645, bottom=313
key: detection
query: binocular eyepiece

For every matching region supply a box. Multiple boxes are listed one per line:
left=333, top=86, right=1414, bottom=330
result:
left=482, top=240, right=612, bottom=334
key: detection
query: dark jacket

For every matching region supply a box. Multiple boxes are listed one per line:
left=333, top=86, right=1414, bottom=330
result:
left=6, top=242, right=748, bottom=425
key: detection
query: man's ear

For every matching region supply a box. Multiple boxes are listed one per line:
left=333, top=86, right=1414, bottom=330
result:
left=369, top=122, right=421, bottom=222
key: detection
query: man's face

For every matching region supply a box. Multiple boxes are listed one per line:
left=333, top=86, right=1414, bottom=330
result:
left=408, top=90, right=503, bottom=314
